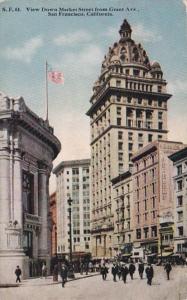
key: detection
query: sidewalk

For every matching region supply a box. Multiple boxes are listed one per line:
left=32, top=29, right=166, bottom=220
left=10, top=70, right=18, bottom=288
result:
left=18, top=272, right=100, bottom=287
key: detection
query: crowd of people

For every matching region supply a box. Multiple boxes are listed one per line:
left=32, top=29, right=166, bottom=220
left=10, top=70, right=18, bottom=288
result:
left=100, top=261, right=154, bottom=286
left=14, top=259, right=173, bottom=288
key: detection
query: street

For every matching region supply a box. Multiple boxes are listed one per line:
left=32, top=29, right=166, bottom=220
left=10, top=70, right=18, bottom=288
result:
left=1, top=266, right=187, bottom=300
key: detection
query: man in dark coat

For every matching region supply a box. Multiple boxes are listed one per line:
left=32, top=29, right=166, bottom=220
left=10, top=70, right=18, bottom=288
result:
left=129, top=262, right=136, bottom=280
left=117, top=263, right=122, bottom=280
left=100, top=263, right=108, bottom=280
left=60, top=263, right=68, bottom=287
left=121, top=264, right=129, bottom=284
left=111, top=263, right=118, bottom=282
left=15, top=266, right=22, bottom=283
left=145, top=264, right=154, bottom=285
left=164, top=261, right=172, bottom=280
left=138, top=262, right=144, bottom=279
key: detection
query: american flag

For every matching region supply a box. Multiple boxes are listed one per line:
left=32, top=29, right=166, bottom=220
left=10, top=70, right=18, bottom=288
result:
left=48, top=70, right=64, bottom=84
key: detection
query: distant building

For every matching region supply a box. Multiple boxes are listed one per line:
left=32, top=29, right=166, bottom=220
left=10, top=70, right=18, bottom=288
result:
left=112, top=171, right=133, bottom=257
left=86, top=19, right=172, bottom=257
left=53, top=159, right=91, bottom=256
left=49, top=192, right=57, bottom=256
left=169, top=147, right=187, bottom=254
left=0, top=92, right=61, bottom=284
left=131, top=140, right=184, bottom=255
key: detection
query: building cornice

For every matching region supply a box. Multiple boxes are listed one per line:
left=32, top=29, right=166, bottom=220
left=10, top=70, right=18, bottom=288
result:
left=86, top=85, right=172, bottom=117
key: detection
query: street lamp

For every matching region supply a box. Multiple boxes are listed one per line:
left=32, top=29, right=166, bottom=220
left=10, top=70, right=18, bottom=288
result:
left=67, top=196, right=75, bottom=278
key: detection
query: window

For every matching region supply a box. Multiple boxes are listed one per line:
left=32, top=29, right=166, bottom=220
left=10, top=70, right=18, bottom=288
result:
left=22, top=171, right=34, bottom=214
left=118, top=152, right=123, bottom=161
left=148, top=134, right=153, bottom=142
left=158, top=100, right=162, bottom=107
left=117, top=96, right=121, bottom=102
left=136, top=229, right=141, bottom=239
left=178, top=211, right=183, bottom=222
left=128, top=143, right=133, bottom=151
left=117, top=107, right=121, bottom=115
left=138, top=133, right=143, bottom=142
left=151, top=226, right=157, bottom=237
left=158, top=86, right=162, bottom=92
left=158, top=122, right=163, bottom=130
left=177, top=196, right=183, bottom=206
left=125, top=69, right=129, bottom=75
left=117, top=118, right=121, bottom=126
left=144, top=227, right=149, bottom=238
left=158, top=111, right=163, bottom=120
left=72, top=168, right=79, bottom=175
left=118, top=131, right=123, bottom=139
left=177, top=180, right=183, bottom=191
left=152, top=197, right=155, bottom=208
left=148, top=99, right=152, bottom=106
left=178, top=226, right=183, bottom=236
left=118, top=142, right=123, bottom=150
left=116, top=80, right=121, bottom=87
left=128, top=132, right=133, bottom=141
left=138, top=98, right=142, bottom=104
left=133, top=69, right=140, bottom=76
left=158, top=135, right=163, bottom=140
left=177, top=165, right=182, bottom=176
left=138, top=144, right=143, bottom=149
left=127, top=97, right=132, bottom=103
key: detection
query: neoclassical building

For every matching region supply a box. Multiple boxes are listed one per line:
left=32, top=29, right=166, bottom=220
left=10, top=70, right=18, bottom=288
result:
left=87, top=19, right=172, bottom=257
left=0, top=92, right=61, bottom=284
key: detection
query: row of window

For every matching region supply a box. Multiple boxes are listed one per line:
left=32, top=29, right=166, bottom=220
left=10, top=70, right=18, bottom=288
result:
left=136, top=226, right=157, bottom=239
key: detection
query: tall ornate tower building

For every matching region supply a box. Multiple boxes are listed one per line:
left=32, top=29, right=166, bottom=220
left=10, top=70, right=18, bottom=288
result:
left=87, top=20, right=172, bottom=257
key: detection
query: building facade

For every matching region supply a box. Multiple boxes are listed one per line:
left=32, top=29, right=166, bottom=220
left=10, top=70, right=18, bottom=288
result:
left=0, top=92, right=61, bottom=284
left=86, top=19, right=171, bottom=257
left=112, top=171, right=133, bottom=256
left=49, top=192, right=57, bottom=256
left=131, top=140, right=184, bottom=255
left=53, top=159, right=91, bottom=256
left=169, top=147, right=187, bottom=254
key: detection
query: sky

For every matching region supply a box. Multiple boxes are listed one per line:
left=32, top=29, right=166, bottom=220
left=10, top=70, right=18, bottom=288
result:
left=0, top=0, right=187, bottom=193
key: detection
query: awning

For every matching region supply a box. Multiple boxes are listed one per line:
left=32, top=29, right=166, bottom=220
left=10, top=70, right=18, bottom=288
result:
left=122, top=254, right=132, bottom=257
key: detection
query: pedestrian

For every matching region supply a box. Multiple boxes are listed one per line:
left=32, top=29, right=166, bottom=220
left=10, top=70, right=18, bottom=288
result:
left=138, top=261, right=144, bottom=279
left=42, top=262, right=47, bottom=278
left=121, top=264, right=129, bottom=284
left=111, top=263, right=118, bottom=282
left=117, top=263, right=122, bottom=280
left=129, top=262, right=136, bottom=280
left=53, top=263, right=59, bottom=282
left=100, top=263, right=108, bottom=280
left=145, top=264, right=154, bottom=285
left=164, top=261, right=172, bottom=280
left=15, top=265, right=22, bottom=283
left=60, top=263, right=68, bottom=287
left=89, top=261, right=93, bottom=273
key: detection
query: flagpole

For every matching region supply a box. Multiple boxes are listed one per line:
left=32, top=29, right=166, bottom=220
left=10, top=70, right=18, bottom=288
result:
left=45, top=60, right=49, bottom=122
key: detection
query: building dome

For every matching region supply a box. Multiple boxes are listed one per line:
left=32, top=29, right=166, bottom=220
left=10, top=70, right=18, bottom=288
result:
left=150, top=61, right=163, bottom=74
left=151, top=61, right=161, bottom=69
left=100, top=19, right=150, bottom=74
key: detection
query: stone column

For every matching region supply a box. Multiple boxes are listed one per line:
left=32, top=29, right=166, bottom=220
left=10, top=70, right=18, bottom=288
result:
left=38, top=164, right=50, bottom=259
left=13, top=149, right=23, bottom=229
left=0, top=148, right=11, bottom=250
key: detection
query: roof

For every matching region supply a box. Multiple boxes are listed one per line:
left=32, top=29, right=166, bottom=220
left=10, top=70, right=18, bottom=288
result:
left=53, top=158, right=90, bottom=174
left=169, top=147, right=187, bottom=162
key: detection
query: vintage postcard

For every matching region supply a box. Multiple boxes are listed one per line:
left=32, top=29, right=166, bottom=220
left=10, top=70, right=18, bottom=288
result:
left=0, top=0, right=187, bottom=299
